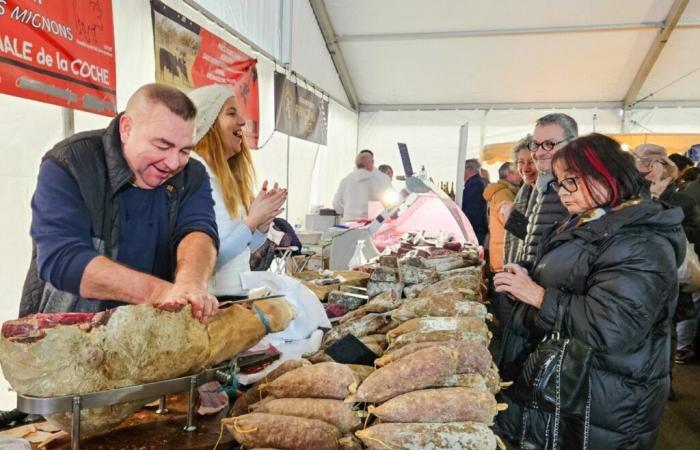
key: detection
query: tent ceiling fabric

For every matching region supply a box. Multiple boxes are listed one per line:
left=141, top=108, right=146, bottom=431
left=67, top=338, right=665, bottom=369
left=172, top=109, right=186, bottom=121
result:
left=639, top=27, right=700, bottom=101
left=322, top=0, right=700, bottom=108
left=326, top=0, right=673, bottom=35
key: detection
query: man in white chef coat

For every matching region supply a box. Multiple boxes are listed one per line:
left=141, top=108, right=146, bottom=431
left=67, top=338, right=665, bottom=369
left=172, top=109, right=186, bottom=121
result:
left=332, top=149, right=392, bottom=222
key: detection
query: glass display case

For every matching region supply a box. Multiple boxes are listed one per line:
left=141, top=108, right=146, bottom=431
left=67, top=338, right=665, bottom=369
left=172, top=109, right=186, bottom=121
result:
left=328, top=177, right=478, bottom=269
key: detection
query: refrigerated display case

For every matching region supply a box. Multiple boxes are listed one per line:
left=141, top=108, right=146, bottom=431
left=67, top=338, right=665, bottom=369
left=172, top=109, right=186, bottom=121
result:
left=328, top=176, right=478, bottom=269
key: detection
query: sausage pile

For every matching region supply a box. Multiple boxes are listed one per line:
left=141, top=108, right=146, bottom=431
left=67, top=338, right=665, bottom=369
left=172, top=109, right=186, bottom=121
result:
left=225, top=240, right=508, bottom=449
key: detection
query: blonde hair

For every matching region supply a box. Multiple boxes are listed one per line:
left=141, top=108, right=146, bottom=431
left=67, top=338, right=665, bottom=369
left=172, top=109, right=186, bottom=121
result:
left=195, top=124, right=255, bottom=218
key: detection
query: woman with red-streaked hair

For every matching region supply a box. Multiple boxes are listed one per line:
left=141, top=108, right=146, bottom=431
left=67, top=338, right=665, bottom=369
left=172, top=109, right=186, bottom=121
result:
left=494, top=133, right=684, bottom=449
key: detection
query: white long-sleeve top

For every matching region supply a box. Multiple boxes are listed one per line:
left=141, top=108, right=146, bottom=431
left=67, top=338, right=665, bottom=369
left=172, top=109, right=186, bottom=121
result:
left=191, top=154, right=266, bottom=294
left=332, top=169, right=392, bottom=222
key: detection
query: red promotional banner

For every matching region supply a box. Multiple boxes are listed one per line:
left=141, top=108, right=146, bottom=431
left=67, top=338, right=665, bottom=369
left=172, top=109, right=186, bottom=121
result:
left=0, top=0, right=116, bottom=116
left=151, top=0, right=260, bottom=148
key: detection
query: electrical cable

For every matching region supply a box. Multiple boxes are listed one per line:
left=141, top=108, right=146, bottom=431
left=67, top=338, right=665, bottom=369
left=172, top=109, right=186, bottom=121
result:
left=630, top=64, right=700, bottom=108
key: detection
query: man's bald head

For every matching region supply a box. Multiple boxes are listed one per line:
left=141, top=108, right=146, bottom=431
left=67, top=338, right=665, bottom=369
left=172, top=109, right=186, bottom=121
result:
left=356, top=151, right=374, bottom=170
left=125, top=83, right=196, bottom=122
left=119, top=84, right=197, bottom=189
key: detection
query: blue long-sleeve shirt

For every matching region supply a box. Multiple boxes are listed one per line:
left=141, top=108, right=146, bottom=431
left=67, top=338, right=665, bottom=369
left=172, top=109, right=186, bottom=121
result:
left=31, top=159, right=218, bottom=295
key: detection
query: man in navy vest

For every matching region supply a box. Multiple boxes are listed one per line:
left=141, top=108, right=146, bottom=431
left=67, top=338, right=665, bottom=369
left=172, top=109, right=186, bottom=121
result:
left=21, top=84, right=220, bottom=323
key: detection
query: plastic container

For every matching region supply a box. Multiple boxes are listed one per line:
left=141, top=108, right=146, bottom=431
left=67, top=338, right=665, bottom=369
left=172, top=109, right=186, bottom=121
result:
left=0, top=436, right=31, bottom=450
left=297, top=230, right=322, bottom=245
left=348, top=240, right=367, bottom=269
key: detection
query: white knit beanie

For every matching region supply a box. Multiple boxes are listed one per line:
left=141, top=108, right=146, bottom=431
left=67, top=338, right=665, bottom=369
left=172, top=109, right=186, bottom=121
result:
left=188, top=84, right=235, bottom=144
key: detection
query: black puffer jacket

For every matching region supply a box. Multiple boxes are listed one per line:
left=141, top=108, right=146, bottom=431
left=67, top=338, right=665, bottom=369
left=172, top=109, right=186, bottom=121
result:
left=680, top=176, right=700, bottom=205
left=660, top=184, right=700, bottom=322
left=660, top=184, right=700, bottom=252
left=518, top=179, right=568, bottom=265
left=497, top=199, right=684, bottom=449
left=494, top=183, right=535, bottom=352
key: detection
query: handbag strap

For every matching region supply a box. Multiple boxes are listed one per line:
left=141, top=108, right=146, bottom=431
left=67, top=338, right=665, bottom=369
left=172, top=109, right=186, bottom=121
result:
left=551, top=340, right=592, bottom=450
left=552, top=296, right=570, bottom=338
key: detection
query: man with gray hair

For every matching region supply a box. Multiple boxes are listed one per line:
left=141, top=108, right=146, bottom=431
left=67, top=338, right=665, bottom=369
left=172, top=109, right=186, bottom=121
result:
left=332, top=149, right=391, bottom=222
left=496, top=113, right=578, bottom=447
left=462, top=158, right=488, bottom=245
left=504, top=113, right=577, bottom=264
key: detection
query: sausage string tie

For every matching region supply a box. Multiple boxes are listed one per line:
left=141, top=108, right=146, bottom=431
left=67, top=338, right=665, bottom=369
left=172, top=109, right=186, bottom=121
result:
left=252, top=304, right=272, bottom=333
left=232, top=417, right=259, bottom=434
left=213, top=421, right=226, bottom=450
left=363, top=406, right=373, bottom=429
left=362, top=435, right=396, bottom=450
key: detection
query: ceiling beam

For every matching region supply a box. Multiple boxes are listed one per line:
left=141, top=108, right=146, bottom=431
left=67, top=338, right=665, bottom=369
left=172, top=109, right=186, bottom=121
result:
left=359, top=100, right=700, bottom=112
left=309, top=0, right=360, bottom=111
left=623, top=0, right=689, bottom=109
left=360, top=101, right=623, bottom=112
left=335, top=22, right=700, bottom=43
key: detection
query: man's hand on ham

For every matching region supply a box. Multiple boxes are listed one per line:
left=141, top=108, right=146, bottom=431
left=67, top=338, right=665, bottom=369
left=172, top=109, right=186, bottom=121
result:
left=149, top=282, right=218, bottom=323
left=493, top=263, right=545, bottom=309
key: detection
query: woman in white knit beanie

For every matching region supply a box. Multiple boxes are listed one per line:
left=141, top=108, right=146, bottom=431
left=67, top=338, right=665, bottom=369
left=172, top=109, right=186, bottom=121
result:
left=188, top=84, right=286, bottom=294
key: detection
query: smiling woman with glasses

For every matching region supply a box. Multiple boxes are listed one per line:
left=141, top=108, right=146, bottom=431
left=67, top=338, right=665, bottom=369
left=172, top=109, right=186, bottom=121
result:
left=549, top=175, right=579, bottom=193
left=494, top=133, right=684, bottom=450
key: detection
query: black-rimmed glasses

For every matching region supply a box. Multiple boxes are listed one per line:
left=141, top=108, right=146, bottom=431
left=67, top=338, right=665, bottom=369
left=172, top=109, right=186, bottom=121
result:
left=550, top=176, right=579, bottom=193
left=634, top=156, right=668, bottom=169
left=528, top=138, right=571, bottom=152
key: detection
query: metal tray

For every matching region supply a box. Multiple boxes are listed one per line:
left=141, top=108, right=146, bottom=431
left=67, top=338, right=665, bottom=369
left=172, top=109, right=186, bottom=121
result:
left=16, top=364, right=229, bottom=450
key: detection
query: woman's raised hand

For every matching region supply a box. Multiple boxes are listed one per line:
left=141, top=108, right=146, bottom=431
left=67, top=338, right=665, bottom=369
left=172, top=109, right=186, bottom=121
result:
left=245, top=180, right=287, bottom=232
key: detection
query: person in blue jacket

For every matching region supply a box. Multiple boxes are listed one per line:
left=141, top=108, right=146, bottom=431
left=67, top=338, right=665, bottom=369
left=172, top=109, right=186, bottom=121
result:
left=462, top=158, right=488, bottom=245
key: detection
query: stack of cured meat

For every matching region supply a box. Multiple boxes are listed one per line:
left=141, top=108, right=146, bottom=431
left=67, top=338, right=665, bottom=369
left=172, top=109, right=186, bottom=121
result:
left=224, top=235, right=509, bottom=449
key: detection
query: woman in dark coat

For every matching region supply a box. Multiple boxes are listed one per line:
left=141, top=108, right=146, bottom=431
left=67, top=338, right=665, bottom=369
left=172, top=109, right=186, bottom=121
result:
left=494, top=133, right=684, bottom=449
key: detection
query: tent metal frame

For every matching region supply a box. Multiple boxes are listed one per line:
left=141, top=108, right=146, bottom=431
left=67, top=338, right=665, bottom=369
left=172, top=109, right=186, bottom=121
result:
left=336, top=22, right=700, bottom=43
left=314, top=0, right=697, bottom=113
left=309, top=0, right=360, bottom=110
left=623, top=0, right=689, bottom=109
left=359, top=100, right=700, bottom=112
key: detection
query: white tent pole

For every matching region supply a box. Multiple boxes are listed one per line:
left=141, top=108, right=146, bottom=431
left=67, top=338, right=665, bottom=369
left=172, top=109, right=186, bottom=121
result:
left=455, top=123, right=469, bottom=208
left=479, top=110, right=489, bottom=152
left=280, top=0, right=293, bottom=65
left=285, top=134, right=290, bottom=221
left=281, top=2, right=294, bottom=224
left=355, top=112, right=360, bottom=153
left=62, top=108, right=75, bottom=138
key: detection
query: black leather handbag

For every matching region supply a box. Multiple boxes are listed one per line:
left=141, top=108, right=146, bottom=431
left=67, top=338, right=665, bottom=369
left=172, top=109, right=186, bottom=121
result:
left=514, top=298, right=592, bottom=419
